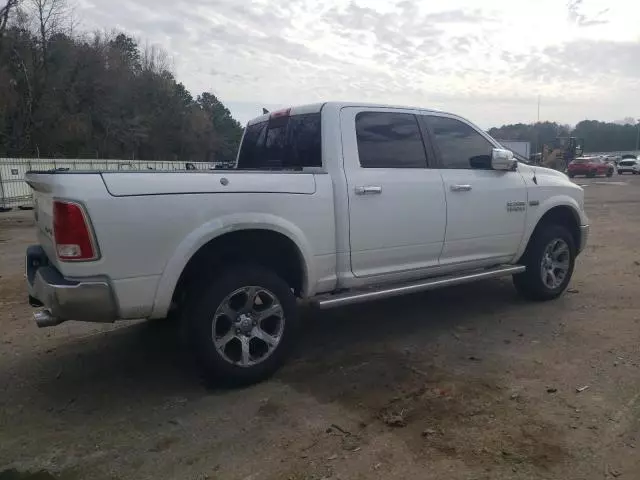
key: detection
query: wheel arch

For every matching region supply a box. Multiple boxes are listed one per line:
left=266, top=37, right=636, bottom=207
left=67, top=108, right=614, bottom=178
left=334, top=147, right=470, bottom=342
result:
left=149, top=213, right=315, bottom=319
left=516, top=201, right=583, bottom=263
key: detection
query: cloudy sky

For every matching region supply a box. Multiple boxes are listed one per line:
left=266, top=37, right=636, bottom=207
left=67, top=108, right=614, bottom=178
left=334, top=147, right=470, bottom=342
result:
left=75, top=0, right=640, bottom=127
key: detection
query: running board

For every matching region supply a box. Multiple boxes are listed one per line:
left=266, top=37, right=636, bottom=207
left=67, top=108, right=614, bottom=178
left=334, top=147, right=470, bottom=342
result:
left=313, top=265, right=525, bottom=310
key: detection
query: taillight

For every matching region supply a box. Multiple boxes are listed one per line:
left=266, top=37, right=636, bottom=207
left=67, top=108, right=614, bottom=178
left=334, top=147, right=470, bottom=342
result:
left=53, top=200, right=98, bottom=261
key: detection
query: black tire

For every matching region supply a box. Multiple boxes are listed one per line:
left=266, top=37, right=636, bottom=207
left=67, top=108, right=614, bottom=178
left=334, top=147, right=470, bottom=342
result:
left=513, top=224, right=576, bottom=301
left=618, top=171, right=623, bottom=175
left=606, top=170, right=613, bottom=177
left=183, top=264, right=299, bottom=386
left=587, top=171, right=596, bottom=178
left=568, top=173, right=575, bottom=178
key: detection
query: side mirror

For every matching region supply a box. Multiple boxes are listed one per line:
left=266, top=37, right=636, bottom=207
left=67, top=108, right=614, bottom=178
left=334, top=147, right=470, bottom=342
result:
left=491, top=148, right=517, bottom=171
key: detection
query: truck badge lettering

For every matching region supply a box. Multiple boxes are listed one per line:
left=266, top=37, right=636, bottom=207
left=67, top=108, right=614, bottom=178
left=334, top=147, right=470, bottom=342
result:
left=506, top=201, right=526, bottom=212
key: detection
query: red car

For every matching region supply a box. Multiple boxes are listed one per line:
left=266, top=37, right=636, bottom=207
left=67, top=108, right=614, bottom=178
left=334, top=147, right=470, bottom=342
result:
left=567, top=156, right=614, bottom=178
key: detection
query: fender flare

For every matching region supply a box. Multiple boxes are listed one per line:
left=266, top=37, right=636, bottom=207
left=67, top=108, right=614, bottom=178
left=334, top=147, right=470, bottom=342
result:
left=513, top=196, right=583, bottom=262
left=149, top=213, right=315, bottom=319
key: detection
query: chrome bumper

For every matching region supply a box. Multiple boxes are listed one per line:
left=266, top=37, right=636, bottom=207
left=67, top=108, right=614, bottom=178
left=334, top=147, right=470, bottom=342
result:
left=26, top=246, right=118, bottom=327
left=578, top=225, right=589, bottom=254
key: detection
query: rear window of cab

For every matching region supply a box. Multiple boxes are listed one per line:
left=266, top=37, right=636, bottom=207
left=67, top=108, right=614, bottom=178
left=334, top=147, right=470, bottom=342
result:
left=237, top=113, right=321, bottom=170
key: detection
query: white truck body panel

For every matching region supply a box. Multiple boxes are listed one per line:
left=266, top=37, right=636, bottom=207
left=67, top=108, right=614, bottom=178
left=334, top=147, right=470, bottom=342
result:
left=28, top=170, right=337, bottom=319
left=101, top=171, right=317, bottom=196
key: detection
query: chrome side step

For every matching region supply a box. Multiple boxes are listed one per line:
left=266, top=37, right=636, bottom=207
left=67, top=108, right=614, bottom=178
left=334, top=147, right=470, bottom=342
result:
left=313, top=265, right=525, bottom=310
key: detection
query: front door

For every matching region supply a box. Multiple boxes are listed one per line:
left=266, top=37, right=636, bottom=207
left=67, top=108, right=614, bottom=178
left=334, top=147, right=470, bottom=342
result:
left=340, top=107, right=447, bottom=278
left=422, top=114, right=527, bottom=265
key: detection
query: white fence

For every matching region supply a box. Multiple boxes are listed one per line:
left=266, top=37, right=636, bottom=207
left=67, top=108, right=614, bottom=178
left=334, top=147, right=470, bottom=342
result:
left=0, top=158, right=220, bottom=210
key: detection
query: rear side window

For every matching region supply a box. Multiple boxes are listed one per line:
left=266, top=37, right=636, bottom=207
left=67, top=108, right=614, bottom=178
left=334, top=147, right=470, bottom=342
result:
left=237, top=113, right=321, bottom=170
left=426, top=116, right=493, bottom=169
left=355, top=112, right=427, bottom=168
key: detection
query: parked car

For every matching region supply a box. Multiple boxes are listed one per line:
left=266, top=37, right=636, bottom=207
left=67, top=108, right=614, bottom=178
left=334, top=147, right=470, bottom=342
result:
left=617, top=158, right=640, bottom=175
left=25, top=102, right=589, bottom=385
left=567, top=156, right=614, bottom=178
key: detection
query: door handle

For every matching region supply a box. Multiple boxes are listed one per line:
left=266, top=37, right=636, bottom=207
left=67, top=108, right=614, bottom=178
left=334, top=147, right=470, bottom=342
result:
left=450, top=184, right=472, bottom=192
left=355, top=185, right=382, bottom=195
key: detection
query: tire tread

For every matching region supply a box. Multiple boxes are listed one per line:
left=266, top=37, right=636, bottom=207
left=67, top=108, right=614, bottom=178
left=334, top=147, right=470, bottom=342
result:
left=183, top=264, right=299, bottom=386
left=513, top=224, right=576, bottom=301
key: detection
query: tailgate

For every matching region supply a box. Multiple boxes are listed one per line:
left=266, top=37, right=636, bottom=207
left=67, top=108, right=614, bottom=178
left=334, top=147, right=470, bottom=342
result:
left=26, top=175, right=57, bottom=264
left=25, top=172, right=105, bottom=267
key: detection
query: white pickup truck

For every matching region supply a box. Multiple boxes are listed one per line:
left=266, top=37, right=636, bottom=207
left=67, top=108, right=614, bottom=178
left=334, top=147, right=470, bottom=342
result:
left=25, top=102, right=588, bottom=384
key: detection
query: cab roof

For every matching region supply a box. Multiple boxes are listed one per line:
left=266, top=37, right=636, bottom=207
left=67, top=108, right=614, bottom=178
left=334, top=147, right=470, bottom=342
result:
left=246, top=101, right=449, bottom=126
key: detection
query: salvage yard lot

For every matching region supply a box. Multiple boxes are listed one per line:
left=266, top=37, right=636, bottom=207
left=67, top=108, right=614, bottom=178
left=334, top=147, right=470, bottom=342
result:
left=1, top=176, right=640, bottom=480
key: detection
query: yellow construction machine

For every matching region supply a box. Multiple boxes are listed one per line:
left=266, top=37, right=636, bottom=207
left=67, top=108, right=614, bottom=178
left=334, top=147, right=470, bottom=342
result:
left=540, top=137, right=584, bottom=171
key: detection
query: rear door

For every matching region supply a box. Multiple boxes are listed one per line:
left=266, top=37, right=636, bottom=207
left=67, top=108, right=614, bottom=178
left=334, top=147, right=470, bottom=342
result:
left=422, top=114, right=527, bottom=266
left=340, top=107, right=447, bottom=278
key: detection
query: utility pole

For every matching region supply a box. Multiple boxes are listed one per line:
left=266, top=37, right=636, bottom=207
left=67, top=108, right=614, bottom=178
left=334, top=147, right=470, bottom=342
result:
left=535, top=95, right=541, bottom=159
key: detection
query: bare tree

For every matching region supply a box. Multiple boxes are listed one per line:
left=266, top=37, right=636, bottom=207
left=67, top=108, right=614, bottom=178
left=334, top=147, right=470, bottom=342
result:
left=0, top=0, right=20, bottom=44
left=29, top=0, right=71, bottom=64
left=142, top=40, right=171, bottom=74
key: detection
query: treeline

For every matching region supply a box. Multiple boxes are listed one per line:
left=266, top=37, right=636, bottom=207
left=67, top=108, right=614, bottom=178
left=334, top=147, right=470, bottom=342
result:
left=489, top=120, right=640, bottom=153
left=0, top=0, right=242, bottom=162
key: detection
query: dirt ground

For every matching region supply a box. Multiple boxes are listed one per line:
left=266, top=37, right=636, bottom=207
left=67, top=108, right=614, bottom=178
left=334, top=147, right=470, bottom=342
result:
left=1, top=175, right=640, bottom=480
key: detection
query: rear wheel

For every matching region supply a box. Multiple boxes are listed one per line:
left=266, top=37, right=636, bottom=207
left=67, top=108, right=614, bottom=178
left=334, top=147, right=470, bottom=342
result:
left=513, top=225, right=576, bottom=301
left=606, top=169, right=613, bottom=177
left=183, top=264, right=299, bottom=386
left=587, top=170, right=596, bottom=178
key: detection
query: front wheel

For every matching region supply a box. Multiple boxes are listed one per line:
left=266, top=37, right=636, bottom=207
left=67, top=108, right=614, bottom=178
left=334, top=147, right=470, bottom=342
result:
left=183, top=265, right=299, bottom=386
left=513, top=225, right=576, bottom=301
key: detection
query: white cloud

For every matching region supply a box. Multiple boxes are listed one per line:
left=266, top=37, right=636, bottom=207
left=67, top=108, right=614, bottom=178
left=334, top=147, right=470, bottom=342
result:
left=76, top=0, right=640, bottom=127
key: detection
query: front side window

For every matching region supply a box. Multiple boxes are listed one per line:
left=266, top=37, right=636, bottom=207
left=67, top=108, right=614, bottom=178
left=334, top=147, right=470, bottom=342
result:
left=426, top=116, right=494, bottom=169
left=355, top=112, right=427, bottom=168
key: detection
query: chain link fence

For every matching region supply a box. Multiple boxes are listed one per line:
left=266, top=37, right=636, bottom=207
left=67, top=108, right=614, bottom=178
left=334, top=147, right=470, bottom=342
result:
left=0, top=158, right=224, bottom=210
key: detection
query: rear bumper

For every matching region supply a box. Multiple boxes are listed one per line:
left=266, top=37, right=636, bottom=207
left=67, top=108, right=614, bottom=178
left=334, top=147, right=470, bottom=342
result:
left=578, top=225, right=589, bottom=254
left=26, top=245, right=118, bottom=326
